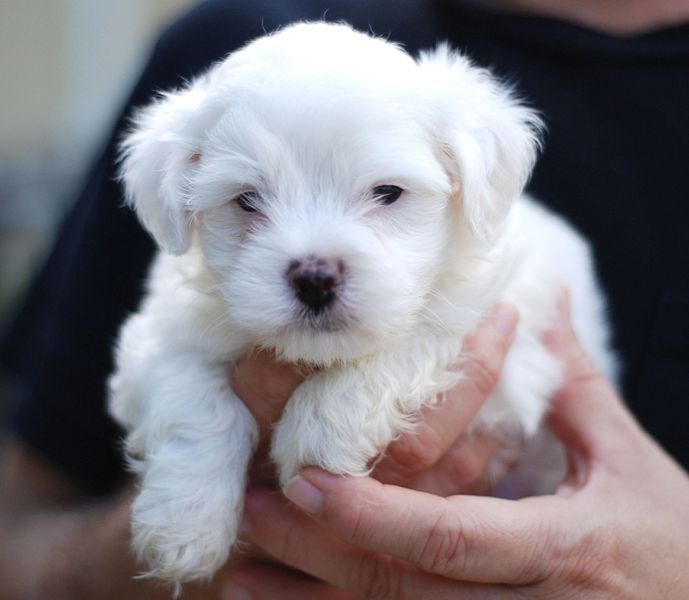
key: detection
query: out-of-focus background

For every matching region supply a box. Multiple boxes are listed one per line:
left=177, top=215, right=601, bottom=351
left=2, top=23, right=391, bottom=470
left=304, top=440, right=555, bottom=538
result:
left=0, top=0, right=198, bottom=407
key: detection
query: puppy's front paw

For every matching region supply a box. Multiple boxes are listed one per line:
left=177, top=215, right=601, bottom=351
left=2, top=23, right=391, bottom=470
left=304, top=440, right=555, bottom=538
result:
left=272, top=420, right=376, bottom=486
left=131, top=482, right=239, bottom=585
left=271, top=373, right=399, bottom=486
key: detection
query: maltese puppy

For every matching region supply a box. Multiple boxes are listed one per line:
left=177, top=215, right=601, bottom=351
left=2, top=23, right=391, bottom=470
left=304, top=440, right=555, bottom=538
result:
left=108, top=22, right=615, bottom=585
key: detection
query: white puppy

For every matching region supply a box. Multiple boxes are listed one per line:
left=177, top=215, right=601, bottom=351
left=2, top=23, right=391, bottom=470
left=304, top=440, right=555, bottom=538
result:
left=109, top=22, right=615, bottom=585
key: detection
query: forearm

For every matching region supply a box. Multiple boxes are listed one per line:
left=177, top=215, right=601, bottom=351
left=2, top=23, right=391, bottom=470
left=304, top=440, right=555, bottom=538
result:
left=0, top=441, right=169, bottom=600
left=0, top=491, right=143, bottom=600
left=0, top=441, right=267, bottom=600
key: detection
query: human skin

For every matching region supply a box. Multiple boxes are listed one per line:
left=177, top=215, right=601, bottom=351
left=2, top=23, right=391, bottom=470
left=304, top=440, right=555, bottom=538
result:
left=229, top=294, right=689, bottom=599
left=0, top=302, right=518, bottom=600
left=4, top=2, right=689, bottom=599
left=491, top=0, right=689, bottom=35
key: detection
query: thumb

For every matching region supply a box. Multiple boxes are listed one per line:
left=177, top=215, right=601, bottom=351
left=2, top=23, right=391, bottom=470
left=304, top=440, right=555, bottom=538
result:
left=543, top=289, right=632, bottom=462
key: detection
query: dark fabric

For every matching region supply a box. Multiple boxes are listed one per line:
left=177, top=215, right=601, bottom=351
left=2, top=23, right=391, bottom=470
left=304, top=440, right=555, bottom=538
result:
left=2, top=0, right=688, bottom=494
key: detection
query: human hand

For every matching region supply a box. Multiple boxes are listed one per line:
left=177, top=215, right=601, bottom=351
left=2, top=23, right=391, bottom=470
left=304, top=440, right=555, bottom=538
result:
left=233, top=302, right=522, bottom=494
left=218, top=302, right=522, bottom=598
left=0, top=301, right=517, bottom=600
left=234, top=293, right=689, bottom=599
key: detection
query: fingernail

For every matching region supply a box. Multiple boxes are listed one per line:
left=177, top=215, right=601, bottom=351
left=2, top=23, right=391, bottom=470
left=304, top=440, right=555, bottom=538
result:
left=223, top=580, right=253, bottom=600
left=489, top=302, right=519, bottom=340
left=283, top=474, right=324, bottom=514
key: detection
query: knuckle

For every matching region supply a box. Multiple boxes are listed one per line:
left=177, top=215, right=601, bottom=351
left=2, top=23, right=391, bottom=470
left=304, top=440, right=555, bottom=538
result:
left=349, top=553, right=400, bottom=600
left=330, top=481, right=384, bottom=547
left=516, top=517, right=619, bottom=590
left=346, top=500, right=372, bottom=547
left=271, top=517, right=303, bottom=566
left=567, top=353, right=603, bottom=389
left=515, top=518, right=564, bottom=582
left=381, top=428, right=443, bottom=482
left=463, top=347, right=501, bottom=399
left=463, top=320, right=509, bottom=359
left=417, top=509, right=470, bottom=576
left=447, top=450, right=485, bottom=486
left=555, top=524, right=621, bottom=589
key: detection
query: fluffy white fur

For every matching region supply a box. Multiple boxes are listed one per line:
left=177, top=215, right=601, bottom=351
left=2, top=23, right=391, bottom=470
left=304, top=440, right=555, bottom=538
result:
left=108, top=22, right=615, bottom=585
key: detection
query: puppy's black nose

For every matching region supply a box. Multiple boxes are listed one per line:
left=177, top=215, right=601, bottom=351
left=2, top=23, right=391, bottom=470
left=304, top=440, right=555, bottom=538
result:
left=287, top=256, right=344, bottom=314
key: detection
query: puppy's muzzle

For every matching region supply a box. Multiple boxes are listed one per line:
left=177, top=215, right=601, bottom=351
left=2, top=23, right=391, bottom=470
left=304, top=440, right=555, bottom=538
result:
left=287, top=256, right=345, bottom=314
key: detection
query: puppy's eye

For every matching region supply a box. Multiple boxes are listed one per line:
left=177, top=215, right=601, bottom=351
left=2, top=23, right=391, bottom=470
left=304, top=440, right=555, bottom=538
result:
left=235, top=191, right=260, bottom=213
left=372, top=185, right=403, bottom=205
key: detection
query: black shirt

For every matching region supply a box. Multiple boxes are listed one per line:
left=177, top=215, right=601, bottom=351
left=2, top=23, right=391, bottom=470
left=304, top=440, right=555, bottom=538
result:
left=2, top=0, right=688, bottom=494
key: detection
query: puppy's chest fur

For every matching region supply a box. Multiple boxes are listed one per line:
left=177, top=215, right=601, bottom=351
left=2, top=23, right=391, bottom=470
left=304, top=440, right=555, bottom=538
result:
left=107, top=21, right=616, bottom=587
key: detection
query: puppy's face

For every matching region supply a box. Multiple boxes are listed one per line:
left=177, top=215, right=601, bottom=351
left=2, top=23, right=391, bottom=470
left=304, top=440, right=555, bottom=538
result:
left=196, top=81, right=453, bottom=362
left=121, top=23, right=540, bottom=364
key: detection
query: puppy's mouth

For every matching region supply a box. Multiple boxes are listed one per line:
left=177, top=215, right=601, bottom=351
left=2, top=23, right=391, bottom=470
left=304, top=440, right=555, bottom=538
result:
left=296, top=306, right=351, bottom=332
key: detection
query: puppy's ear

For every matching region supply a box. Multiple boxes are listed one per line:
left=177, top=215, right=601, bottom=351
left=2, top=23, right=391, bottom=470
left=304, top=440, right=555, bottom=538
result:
left=418, top=45, right=543, bottom=241
left=119, top=80, right=208, bottom=255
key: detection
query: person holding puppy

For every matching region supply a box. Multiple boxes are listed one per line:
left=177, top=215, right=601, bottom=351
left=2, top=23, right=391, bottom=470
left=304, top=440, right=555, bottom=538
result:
left=2, top=0, right=689, bottom=598
left=232, top=293, right=689, bottom=599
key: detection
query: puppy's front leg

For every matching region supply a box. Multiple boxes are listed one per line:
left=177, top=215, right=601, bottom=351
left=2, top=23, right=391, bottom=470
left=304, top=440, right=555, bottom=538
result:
left=271, top=345, right=458, bottom=486
left=112, top=356, right=257, bottom=584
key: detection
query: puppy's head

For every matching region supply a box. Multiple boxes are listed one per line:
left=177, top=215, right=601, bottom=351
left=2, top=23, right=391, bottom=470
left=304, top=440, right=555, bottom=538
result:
left=120, top=22, right=540, bottom=364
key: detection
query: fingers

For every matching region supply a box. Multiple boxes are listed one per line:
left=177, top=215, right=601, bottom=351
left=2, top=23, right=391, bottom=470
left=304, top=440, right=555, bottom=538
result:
left=233, top=303, right=518, bottom=492
left=243, top=487, right=512, bottom=599
left=543, top=289, right=639, bottom=463
left=406, top=427, right=509, bottom=496
left=231, top=349, right=305, bottom=432
left=243, top=488, right=419, bottom=598
left=225, top=562, right=357, bottom=600
left=373, top=302, right=520, bottom=484
left=283, top=468, right=562, bottom=584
